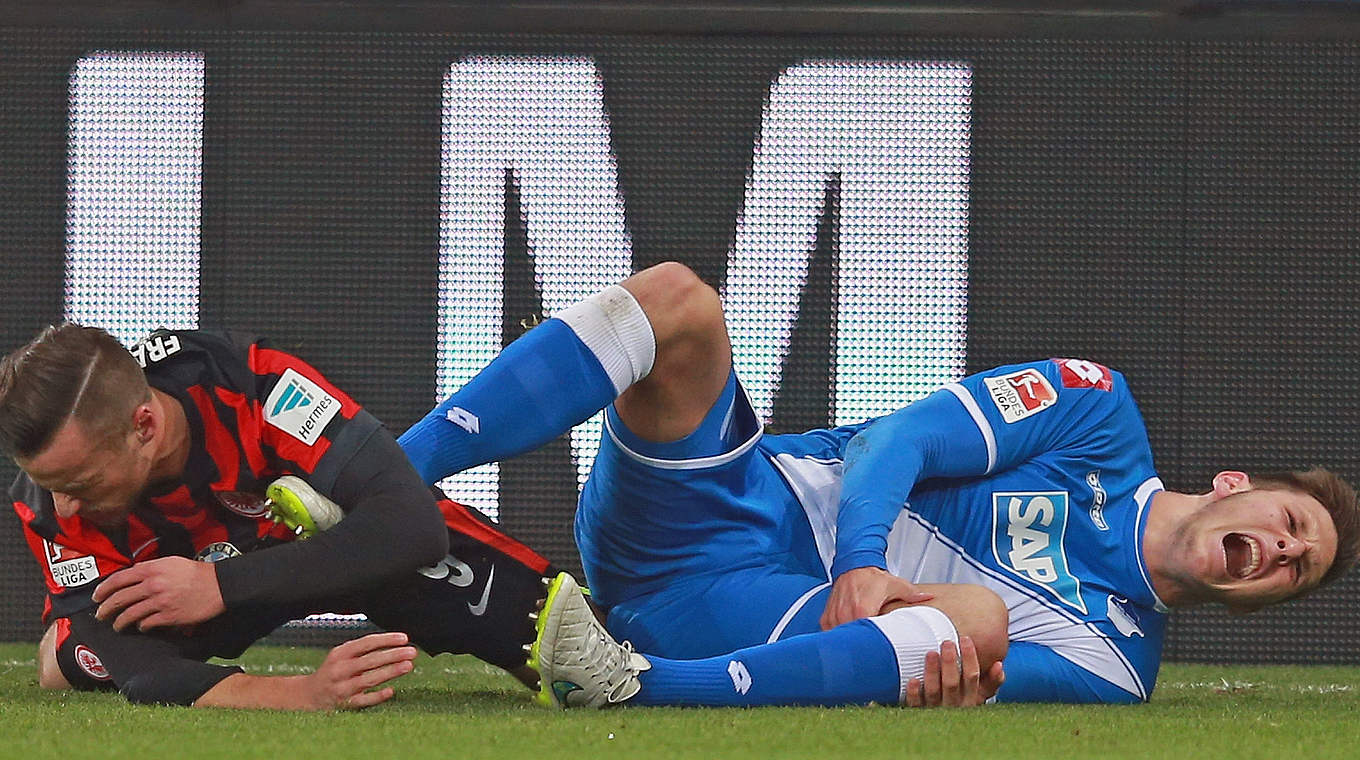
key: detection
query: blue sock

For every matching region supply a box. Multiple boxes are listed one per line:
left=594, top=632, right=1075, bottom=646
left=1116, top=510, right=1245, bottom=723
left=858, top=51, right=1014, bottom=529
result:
left=631, top=620, right=902, bottom=707
left=398, top=319, right=620, bottom=483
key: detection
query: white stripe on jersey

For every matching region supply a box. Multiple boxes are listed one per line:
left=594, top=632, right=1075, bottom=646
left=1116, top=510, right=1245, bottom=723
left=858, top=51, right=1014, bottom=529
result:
left=1133, top=476, right=1170, bottom=613
left=892, top=512, right=1149, bottom=701
left=944, top=383, right=997, bottom=473
left=770, top=452, right=844, bottom=573
left=767, top=582, right=831, bottom=644
left=773, top=451, right=1148, bottom=701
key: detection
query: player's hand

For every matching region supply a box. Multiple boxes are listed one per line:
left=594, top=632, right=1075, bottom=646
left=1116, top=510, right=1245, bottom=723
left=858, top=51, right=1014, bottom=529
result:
left=92, top=556, right=226, bottom=631
left=904, top=636, right=1005, bottom=708
left=301, top=632, right=418, bottom=710
left=820, top=566, right=934, bottom=630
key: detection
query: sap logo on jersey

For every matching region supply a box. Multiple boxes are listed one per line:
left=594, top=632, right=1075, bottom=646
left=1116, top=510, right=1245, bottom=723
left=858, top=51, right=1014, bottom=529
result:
left=991, top=491, right=1087, bottom=614
left=264, top=368, right=341, bottom=446
left=983, top=369, right=1056, bottom=423
left=44, top=539, right=98, bottom=589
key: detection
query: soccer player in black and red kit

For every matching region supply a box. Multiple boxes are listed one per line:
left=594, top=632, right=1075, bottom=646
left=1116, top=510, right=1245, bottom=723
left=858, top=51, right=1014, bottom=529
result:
left=1, top=323, right=553, bottom=709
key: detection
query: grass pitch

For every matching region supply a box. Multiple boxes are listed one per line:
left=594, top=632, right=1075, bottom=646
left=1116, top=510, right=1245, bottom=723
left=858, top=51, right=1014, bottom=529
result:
left=3, top=641, right=1359, bottom=760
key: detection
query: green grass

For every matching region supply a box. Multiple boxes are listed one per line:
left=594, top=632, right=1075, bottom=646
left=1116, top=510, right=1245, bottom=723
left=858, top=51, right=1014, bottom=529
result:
left=3, top=641, right=1359, bottom=760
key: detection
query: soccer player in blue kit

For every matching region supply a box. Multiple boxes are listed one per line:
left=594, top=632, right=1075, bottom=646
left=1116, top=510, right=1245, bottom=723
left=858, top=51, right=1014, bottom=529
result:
left=399, top=261, right=1360, bottom=708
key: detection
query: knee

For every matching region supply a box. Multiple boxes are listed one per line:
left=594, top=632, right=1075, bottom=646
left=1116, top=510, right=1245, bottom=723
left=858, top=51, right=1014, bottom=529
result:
left=37, top=624, right=72, bottom=691
left=625, top=262, right=724, bottom=347
left=944, top=585, right=1009, bottom=668
left=904, top=583, right=1008, bottom=668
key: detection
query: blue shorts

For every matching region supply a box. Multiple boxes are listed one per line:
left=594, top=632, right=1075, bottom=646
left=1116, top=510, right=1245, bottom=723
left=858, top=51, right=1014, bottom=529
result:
left=575, top=371, right=833, bottom=659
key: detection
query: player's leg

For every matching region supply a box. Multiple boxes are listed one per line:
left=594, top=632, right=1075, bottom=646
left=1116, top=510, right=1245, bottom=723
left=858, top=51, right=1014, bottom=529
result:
left=629, top=582, right=1006, bottom=707
left=881, top=583, right=1009, bottom=673
left=604, top=568, right=831, bottom=660
left=37, top=621, right=73, bottom=689
left=356, top=497, right=555, bottom=689
left=263, top=476, right=554, bottom=687
left=539, top=578, right=1007, bottom=708
left=398, top=261, right=731, bottom=483
left=607, top=261, right=731, bottom=443
left=574, top=361, right=785, bottom=613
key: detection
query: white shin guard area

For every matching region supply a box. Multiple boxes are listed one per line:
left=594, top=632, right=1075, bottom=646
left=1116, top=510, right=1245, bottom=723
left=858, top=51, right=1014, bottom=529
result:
left=867, top=605, right=960, bottom=704
left=557, top=284, right=657, bottom=394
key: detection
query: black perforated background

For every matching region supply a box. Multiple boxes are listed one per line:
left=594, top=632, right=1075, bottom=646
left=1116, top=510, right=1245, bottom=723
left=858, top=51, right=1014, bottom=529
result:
left=2, top=16, right=1359, bottom=663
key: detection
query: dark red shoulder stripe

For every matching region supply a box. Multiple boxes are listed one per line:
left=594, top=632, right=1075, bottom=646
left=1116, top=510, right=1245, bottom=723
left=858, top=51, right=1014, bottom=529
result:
left=249, top=345, right=361, bottom=419
left=268, top=427, right=332, bottom=474
left=215, top=386, right=268, bottom=477
left=438, top=499, right=551, bottom=575
left=188, top=385, right=240, bottom=491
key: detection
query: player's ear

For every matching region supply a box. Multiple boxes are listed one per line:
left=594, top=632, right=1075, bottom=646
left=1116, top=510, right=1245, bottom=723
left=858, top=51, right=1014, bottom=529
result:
left=1211, top=471, right=1252, bottom=500
left=132, top=403, right=156, bottom=444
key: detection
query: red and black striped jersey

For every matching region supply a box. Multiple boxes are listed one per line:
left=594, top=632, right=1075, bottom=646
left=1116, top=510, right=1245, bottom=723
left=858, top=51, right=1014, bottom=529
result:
left=10, top=329, right=385, bottom=623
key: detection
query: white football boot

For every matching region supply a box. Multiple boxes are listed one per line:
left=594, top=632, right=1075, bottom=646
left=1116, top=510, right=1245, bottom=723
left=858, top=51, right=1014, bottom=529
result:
left=263, top=475, right=344, bottom=539
left=530, top=572, right=650, bottom=709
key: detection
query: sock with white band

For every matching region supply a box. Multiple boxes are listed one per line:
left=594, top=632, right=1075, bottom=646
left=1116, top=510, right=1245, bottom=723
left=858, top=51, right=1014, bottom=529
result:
left=555, top=284, right=655, bottom=394
left=398, top=285, right=656, bottom=484
left=867, top=605, right=961, bottom=703
left=631, top=616, right=916, bottom=707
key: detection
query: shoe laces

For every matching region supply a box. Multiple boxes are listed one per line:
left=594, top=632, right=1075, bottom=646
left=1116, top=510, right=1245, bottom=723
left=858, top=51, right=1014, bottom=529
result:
left=572, top=619, right=645, bottom=703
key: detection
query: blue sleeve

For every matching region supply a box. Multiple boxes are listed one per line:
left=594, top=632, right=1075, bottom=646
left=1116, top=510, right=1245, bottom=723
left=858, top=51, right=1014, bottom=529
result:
left=832, top=358, right=1134, bottom=578
left=831, top=389, right=991, bottom=576
left=994, top=641, right=1145, bottom=704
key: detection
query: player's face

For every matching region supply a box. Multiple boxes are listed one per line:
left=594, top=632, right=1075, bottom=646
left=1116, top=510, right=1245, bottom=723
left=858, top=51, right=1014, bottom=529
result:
left=1173, top=481, right=1338, bottom=613
left=18, top=416, right=154, bottom=529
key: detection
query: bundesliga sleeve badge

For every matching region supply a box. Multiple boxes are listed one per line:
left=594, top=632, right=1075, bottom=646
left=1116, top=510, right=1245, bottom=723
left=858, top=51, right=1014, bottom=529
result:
left=44, top=539, right=99, bottom=589
left=983, top=368, right=1056, bottom=423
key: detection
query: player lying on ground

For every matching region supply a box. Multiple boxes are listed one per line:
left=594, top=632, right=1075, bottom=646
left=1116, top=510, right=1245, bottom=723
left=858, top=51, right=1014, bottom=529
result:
left=2, top=325, right=555, bottom=709
left=397, top=261, right=1360, bottom=707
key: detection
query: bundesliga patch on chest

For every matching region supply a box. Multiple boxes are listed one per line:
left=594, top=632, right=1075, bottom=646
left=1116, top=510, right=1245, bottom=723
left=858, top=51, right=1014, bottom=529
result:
left=264, top=368, right=341, bottom=446
left=44, top=539, right=99, bottom=589
left=983, top=368, right=1056, bottom=423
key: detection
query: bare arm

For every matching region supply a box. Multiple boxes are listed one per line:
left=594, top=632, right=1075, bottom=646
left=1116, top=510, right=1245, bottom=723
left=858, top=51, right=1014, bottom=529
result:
left=42, top=612, right=415, bottom=710
left=194, top=632, right=417, bottom=711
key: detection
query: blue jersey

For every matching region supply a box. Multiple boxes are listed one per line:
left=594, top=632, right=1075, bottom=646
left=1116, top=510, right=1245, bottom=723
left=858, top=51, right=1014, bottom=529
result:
left=578, top=358, right=1166, bottom=703
left=766, top=358, right=1166, bottom=703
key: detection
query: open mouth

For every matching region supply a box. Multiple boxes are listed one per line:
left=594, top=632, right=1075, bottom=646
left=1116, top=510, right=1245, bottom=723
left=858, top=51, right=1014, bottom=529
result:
left=1223, top=533, right=1261, bottom=579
